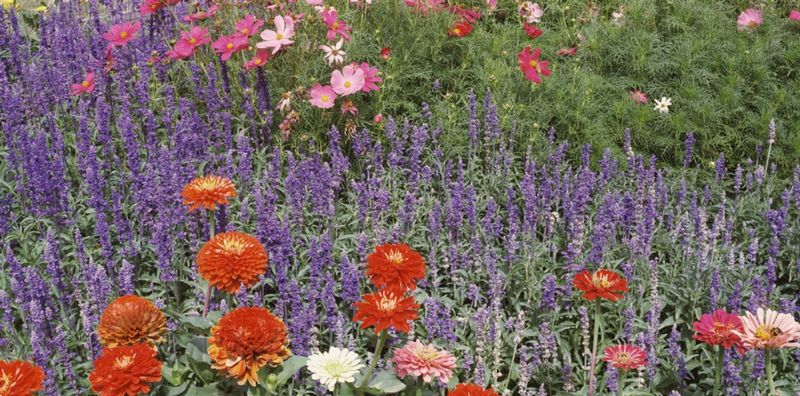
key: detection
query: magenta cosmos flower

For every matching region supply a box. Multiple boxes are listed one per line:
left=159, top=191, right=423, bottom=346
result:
left=103, top=21, right=141, bottom=47
left=309, top=84, right=337, bottom=109
left=322, top=10, right=351, bottom=41
left=183, top=5, right=218, bottom=22
left=733, top=307, right=800, bottom=349
left=331, top=64, right=365, bottom=96
left=358, top=62, right=381, bottom=92
left=602, top=345, right=647, bottom=371
left=257, top=15, right=295, bottom=54
left=629, top=90, right=648, bottom=104
left=167, top=27, right=210, bottom=60
left=235, top=15, right=264, bottom=38
left=517, top=46, right=551, bottom=84
left=693, top=309, right=744, bottom=351
left=244, top=50, right=271, bottom=70
left=392, top=341, right=456, bottom=384
left=790, top=10, right=800, bottom=21
left=737, top=9, right=762, bottom=32
left=212, top=34, right=248, bottom=61
left=70, top=72, right=95, bottom=96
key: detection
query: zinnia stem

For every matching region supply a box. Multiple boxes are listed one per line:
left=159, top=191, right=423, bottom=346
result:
left=415, top=377, right=423, bottom=396
left=587, top=300, right=601, bottom=396
left=201, top=212, right=216, bottom=318
left=765, top=349, right=776, bottom=396
left=616, top=369, right=625, bottom=396
left=359, top=330, right=388, bottom=392
left=713, top=346, right=724, bottom=396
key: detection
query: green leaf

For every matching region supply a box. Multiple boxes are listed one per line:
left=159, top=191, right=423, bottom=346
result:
left=165, top=382, right=191, bottom=396
left=366, top=370, right=406, bottom=395
left=185, top=384, right=224, bottom=396
left=185, top=337, right=211, bottom=364
left=275, top=356, right=308, bottom=386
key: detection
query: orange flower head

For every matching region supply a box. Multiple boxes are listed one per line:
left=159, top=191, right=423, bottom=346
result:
left=208, top=307, right=291, bottom=386
left=88, top=343, right=162, bottom=396
left=366, top=243, right=426, bottom=292
left=353, top=289, right=419, bottom=333
left=181, top=175, right=237, bottom=211
left=0, top=360, right=45, bottom=396
left=448, top=383, right=499, bottom=396
left=198, top=231, right=269, bottom=294
left=97, top=295, right=167, bottom=349
left=572, top=269, right=628, bottom=301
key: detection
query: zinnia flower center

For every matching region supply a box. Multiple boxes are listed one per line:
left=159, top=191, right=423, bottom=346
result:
left=385, top=250, right=405, bottom=265
left=344, top=81, right=352, bottom=88
left=219, top=237, right=247, bottom=255
left=453, top=28, right=461, bottom=34
left=711, top=321, right=733, bottom=335
left=322, top=361, right=349, bottom=377
left=255, top=59, right=262, bottom=64
left=754, top=324, right=781, bottom=341
left=276, top=33, right=284, bottom=40
left=614, top=352, right=630, bottom=365
left=0, top=373, right=11, bottom=393
left=415, top=347, right=441, bottom=361
left=378, top=296, right=398, bottom=311
left=592, top=273, right=613, bottom=289
left=114, top=354, right=135, bottom=369
left=120, top=31, right=128, bottom=38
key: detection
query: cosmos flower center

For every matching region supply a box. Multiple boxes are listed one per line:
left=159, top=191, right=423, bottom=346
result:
left=453, top=28, right=461, bottom=34
left=754, top=324, right=781, bottom=341
left=276, top=33, right=284, bottom=40
left=114, top=354, right=135, bottom=369
left=322, top=361, right=350, bottom=377
left=81, top=81, right=90, bottom=88
left=120, top=31, right=128, bottom=38
left=321, top=95, right=330, bottom=102
left=241, top=28, right=249, bottom=34
left=529, top=59, right=538, bottom=68
left=219, top=237, right=248, bottom=255
left=189, top=37, right=197, bottom=44
left=332, top=21, right=340, bottom=29
left=255, top=59, right=262, bottom=64
left=378, top=296, right=398, bottom=311
left=385, top=250, right=405, bottom=265
left=344, top=81, right=352, bottom=88
left=591, top=274, right=613, bottom=288
left=226, top=43, right=234, bottom=49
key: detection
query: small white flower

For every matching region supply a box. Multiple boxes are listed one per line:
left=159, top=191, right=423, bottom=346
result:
left=654, top=96, right=672, bottom=113
left=306, top=347, right=364, bottom=391
left=320, top=39, right=346, bottom=66
left=611, top=7, right=625, bottom=27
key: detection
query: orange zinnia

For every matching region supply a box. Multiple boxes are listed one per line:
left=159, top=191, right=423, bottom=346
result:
left=208, top=306, right=291, bottom=386
left=88, top=343, right=162, bottom=396
left=181, top=175, right=237, bottom=211
left=572, top=269, right=628, bottom=301
left=197, top=231, right=269, bottom=293
left=0, top=360, right=45, bottom=396
left=97, top=295, right=167, bottom=349
left=353, top=289, right=419, bottom=333
left=448, top=383, right=499, bottom=396
left=366, top=243, right=426, bottom=292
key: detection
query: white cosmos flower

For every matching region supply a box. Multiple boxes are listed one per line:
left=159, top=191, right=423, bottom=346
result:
left=654, top=96, right=672, bottom=113
left=306, top=347, right=364, bottom=391
left=320, top=39, right=346, bottom=66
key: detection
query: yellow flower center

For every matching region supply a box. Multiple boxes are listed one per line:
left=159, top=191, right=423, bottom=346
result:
left=453, top=28, right=461, bottom=34
left=754, top=324, right=781, bottom=341
left=322, top=361, right=350, bottom=378
left=255, top=59, right=262, bottom=65
left=276, top=33, right=284, bottom=40
left=528, top=59, right=538, bottom=68
left=614, top=352, right=630, bottom=365
left=321, top=95, right=330, bottom=102
left=0, top=372, right=12, bottom=393
left=384, top=250, right=405, bottom=265
left=378, top=296, right=398, bottom=311
left=226, top=43, right=234, bottom=49
left=114, top=354, right=135, bottom=369
left=332, top=21, right=340, bottom=29
left=219, top=237, right=247, bottom=255
left=81, top=81, right=90, bottom=88
left=415, top=346, right=441, bottom=361
left=344, top=81, right=351, bottom=88
left=711, top=321, right=734, bottom=335
left=189, top=37, right=197, bottom=44
left=591, top=273, right=613, bottom=289
left=120, top=31, right=128, bottom=38
left=241, top=28, right=249, bottom=34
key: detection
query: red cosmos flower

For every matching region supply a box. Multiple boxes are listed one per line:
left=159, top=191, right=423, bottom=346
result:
left=448, top=21, right=473, bottom=37
left=448, top=383, right=499, bottom=396
left=366, top=243, right=426, bottom=292
left=353, top=289, right=419, bottom=333
left=523, top=23, right=542, bottom=38
left=88, top=343, right=162, bottom=396
left=602, top=345, right=647, bottom=371
left=517, top=46, right=551, bottom=84
left=381, top=47, right=391, bottom=60
left=70, top=72, right=95, bottom=96
left=693, top=309, right=744, bottom=350
left=572, top=269, right=628, bottom=301
left=0, top=360, right=45, bottom=396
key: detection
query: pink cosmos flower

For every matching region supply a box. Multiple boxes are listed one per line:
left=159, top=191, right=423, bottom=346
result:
left=524, top=23, right=542, bottom=39
left=70, top=72, right=95, bottom=96
left=789, top=10, right=800, bottom=21
left=358, top=62, right=381, bottom=92
left=392, top=341, right=456, bottom=384
left=374, top=113, right=383, bottom=123
left=737, top=8, right=762, bottom=32
left=404, top=0, right=444, bottom=15
left=306, top=0, right=323, bottom=4
left=183, top=5, right=218, bottom=22
left=166, top=26, right=210, bottom=60
left=446, top=5, right=481, bottom=24
left=517, top=46, right=551, bottom=84
left=322, top=10, right=351, bottom=41
left=331, top=64, right=365, bottom=96
left=211, top=34, right=249, bottom=61
left=556, top=47, right=577, bottom=56
left=629, top=90, right=648, bottom=104
left=139, top=0, right=162, bottom=15
left=340, top=99, right=358, bottom=116
left=733, top=308, right=800, bottom=349
left=103, top=21, right=141, bottom=47
left=243, top=50, right=272, bottom=70
left=602, top=345, right=647, bottom=371
left=693, top=309, right=744, bottom=351
left=234, top=15, right=264, bottom=38
left=518, top=1, right=543, bottom=24
left=309, top=84, right=337, bottom=109
left=257, top=15, right=295, bottom=54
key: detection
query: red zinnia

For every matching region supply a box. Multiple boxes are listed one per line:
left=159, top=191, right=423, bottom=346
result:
left=88, top=343, right=162, bottom=396
left=448, top=383, right=499, bottom=396
left=0, top=360, right=45, bottom=396
left=366, top=243, right=426, bottom=292
left=523, top=23, right=542, bottom=38
left=181, top=175, right=237, bottom=211
left=197, top=231, right=269, bottom=294
left=353, top=289, right=419, bottom=333
left=693, top=309, right=744, bottom=351
left=448, top=21, right=473, bottom=37
left=602, top=344, right=647, bottom=371
left=572, top=269, right=628, bottom=301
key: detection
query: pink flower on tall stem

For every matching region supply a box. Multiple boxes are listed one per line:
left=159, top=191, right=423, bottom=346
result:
left=184, top=5, right=218, bottom=22
left=212, top=34, right=249, bottom=61
left=309, top=84, right=337, bottom=109
left=70, top=72, right=95, bottom=96
left=602, top=345, right=647, bottom=371
left=244, top=50, right=272, bottom=70
left=139, top=0, right=162, bottom=15
left=789, top=10, right=800, bottom=21
left=331, top=64, right=365, bottom=96
left=392, top=340, right=456, bottom=384
left=322, top=10, right=351, bottom=41
left=103, top=21, right=141, bottom=47
left=234, top=15, right=264, bottom=38
left=629, top=90, right=648, bottom=104
left=166, top=26, right=210, bottom=60
left=517, top=46, right=551, bottom=84
left=693, top=309, right=744, bottom=351
left=524, top=23, right=542, bottom=38
left=737, top=8, right=762, bottom=32
left=358, top=62, right=381, bottom=92
left=734, top=307, right=800, bottom=350
left=257, top=15, right=295, bottom=54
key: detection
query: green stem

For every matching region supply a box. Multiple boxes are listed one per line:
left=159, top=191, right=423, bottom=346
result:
left=616, top=369, right=625, bottom=396
left=201, top=211, right=216, bottom=318
left=765, top=349, right=776, bottom=396
left=713, top=346, right=724, bottom=396
left=415, top=377, right=423, bottom=396
left=588, top=301, right=601, bottom=396
left=358, top=330, right=388, bottom=394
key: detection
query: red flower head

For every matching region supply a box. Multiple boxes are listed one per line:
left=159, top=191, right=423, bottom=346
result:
left=97, top=295, right=167, bottom=349
left=181, top=175, right=237, bottom=211
left=0, top=360, right=45, bottom=396
left=602, top=344, right=647, bottom=371
left=366, top=243, right=426, bottom=292
left=381, top=47, right=391, bottom=60
left=523, top=23, right=542, bottom=38
left=449, top=21, right=473, bottom=37
left=448, top=383, right=499, bottom=396
left=353, top=289, right=419, bottom=333
left=70, top=72, right=95, bottom=96
left=198, top=231, right=269, bottom=294
left=572, top=269, right=628, bottom=301
left=693, top=309, right=744, bottom=351
left=88, top=343, right=162, bottom=396
left=517, top=46, right=551, bottom=84
left=103, top=22, right=141, bottom=47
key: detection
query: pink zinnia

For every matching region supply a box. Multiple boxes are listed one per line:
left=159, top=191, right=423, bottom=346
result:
left=309, top=84, right=337, bottom=109
left=257, top=15, right=295, bottom=54
left=322, top=10, right=351, bottom=41
left=103, top=21, right=141, bottom=47
left=183, top=5, right=218, bottom=22
left=358, top=62, right=381, bottom=92
left=167, top=26, right=210, bottom=60
left=243, top=50, right=271, bottom=70
left=392, top=340, right=456, bottom=384
left=70, top=72, right=95, bottom=96
left=331, top=64, right=365, bottom=96
left=602, top=345, right=647, bottom=371
left=790, top=10, right=800, bottom=21
left=517, top=46, right=551, bottom=84
left=733, top=307, right=800, bottom=349
left=693, top=309, right=744, bottom=351
left=629, top=90, right=648, bottom=104
left=737, top=8, right=762, bottom=32
left=211, top=34, right=248, bottom=61
left=235, top=15, right=264, bottom=38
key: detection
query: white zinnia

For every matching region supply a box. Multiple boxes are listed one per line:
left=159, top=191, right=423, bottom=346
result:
left=654, top=96, right=671, bottom=113
left=320, top=39, right=346, bottom=66
left=306, top=347, right=364, bottom=391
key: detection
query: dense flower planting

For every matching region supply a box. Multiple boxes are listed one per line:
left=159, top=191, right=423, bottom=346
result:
left=1, top=0, right=800, bottom=395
